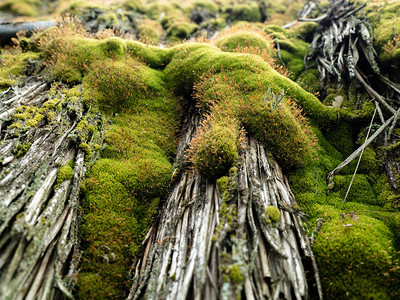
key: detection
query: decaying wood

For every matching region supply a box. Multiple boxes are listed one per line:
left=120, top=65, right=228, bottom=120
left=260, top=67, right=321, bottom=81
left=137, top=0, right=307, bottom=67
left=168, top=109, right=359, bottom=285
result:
left=129, top=112, right=322, bottom=299
left=0, top=79, right=105, bottom=299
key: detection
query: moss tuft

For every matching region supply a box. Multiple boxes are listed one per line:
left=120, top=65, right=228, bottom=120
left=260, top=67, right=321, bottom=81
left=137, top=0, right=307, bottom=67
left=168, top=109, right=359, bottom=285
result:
left=214, top=27, right=274, bottom=55
left=79, top=143, right=92, bottom=158
left=0, top=51, right=40, bottom=91
left=84, top=57, right=153, bottom=111
left=239, top=94, right=318, bottom=169
left=55, top=160, right=74, bottom=188
left=266, top=206, right=281, bottom=223
left=188, top=114, right=241, bottom=180
left=166, top=22, right=198, bottom=41
left=16, top=142, right=32, bottom=157
left=100, top=37, right=127, bottom=58
left=217, top=176, right=229, bottom=200
left=229, top=264, right=245, bottom=285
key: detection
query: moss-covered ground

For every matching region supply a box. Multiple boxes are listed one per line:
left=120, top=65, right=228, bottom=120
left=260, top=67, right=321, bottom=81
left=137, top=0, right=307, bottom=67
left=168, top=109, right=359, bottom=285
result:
left=1, top=0, right=400, bottom=299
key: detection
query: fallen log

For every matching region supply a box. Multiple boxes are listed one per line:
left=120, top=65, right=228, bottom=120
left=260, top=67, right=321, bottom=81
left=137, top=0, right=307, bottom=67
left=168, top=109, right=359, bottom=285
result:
left=0, top=21, right=56, bottom=45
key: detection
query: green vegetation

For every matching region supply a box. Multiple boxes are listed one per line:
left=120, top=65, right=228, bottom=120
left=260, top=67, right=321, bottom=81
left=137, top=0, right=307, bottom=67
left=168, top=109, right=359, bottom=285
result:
left=1, top=2, right=399, bottom=298
left=363, top=0, right=400, bottom=72
left=137, top=19, right=162, bottom=43
left=15, top=142, right=32, bottom=157
left=264, top=24, right=310, bottom=77
left=0, top=51, right=40, bottom=91
left=266, top=206, right=281, bottom=223
left=229, top=264, right=245, bottom=285
left=231, top=2, right=261, bottom=23
left=214, top=25, right=275, bottom=56
left=77, top=58, right=180, bottom=298
left=55, top=160, right=74, bottom=188
left=188, top=114, right=241, bottom=180
left=313, top=210, right=398, bottom=299
left=0, top=0, right=40, bottom=16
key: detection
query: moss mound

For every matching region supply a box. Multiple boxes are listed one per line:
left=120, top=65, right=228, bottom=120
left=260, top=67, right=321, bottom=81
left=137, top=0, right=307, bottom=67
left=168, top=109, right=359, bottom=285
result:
left=314, top=210, right=397, bottom=299
left=214, top=26, right=274, bottom=54
left=188, top=114, right=242, bottom=180
left=230, top=2, right=261, bottom=23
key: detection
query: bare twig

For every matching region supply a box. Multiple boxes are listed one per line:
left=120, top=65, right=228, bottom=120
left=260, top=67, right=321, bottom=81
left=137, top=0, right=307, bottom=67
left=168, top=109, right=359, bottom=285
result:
left=274, top=38, right=286, bottom=67
left=327, top=113, right=395, bottom=182
left=343, top=106, right=377, bottom=203
left=355, top=69, right=396, bottom=114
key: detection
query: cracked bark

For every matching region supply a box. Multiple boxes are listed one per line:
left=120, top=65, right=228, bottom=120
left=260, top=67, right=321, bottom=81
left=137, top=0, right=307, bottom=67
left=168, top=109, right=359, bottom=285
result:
left=129, top=111, right=322, bottom=300
left=0, top=80, right=105, bottom=300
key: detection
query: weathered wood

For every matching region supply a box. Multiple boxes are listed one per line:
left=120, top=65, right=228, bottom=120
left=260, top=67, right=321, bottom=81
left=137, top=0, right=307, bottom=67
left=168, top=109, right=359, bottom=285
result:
left=128, top=112, right=322, bottom=299
left=0, top=21, right=56, bottom=45
left=0, top=80, right=106, bottom=299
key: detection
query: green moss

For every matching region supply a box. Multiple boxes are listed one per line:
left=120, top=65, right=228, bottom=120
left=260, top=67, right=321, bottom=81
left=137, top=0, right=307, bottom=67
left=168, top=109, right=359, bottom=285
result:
left=292, top=21, right=318, bottom=42
left=123, top=0, right=144, bottom=12
left=76, top=272, right=121, bottom=299
left=18, top=23, right=398, bottom=299
left=239, top=96, right=317, bottom=169
left=332, top=174, right=377, bottom=205
left=26, top=113, right=44, bottom=128
left=66, top=86, right=81, bottom=98
left=324, top=122, right=354, bottom=157
left=189, top=116, right=240, bottom=180
left=266, top=206, right=281, bottom=223
left=0, top=51, right=40, bottom=90
left=41, top=36, right=103, bottom=84
left=78, top=61, right=180, bottom=298
left=55, top=160, right=74, bottom=188
left=190, top=1, right=218, bottom=15
left=138, top=24, right=159, bottom=43
left=100, top=37, right=127, bottom=58
left=215, top=31, right=274, bottom=54
left=79, top=143, right=92, bottom=158
left=263, top=25, right=309, bottom=76
left=231, top=3, right=261, bottom=23
left=229, top=264, right=245, bottom=285
left=358, top=147, right=379, bottom=174
left=16, top=142, right=32, bottom=157
left=126, top=41, right=173, bottom=68
left=209, top=17, right=226, bottom=30
left=374, top=17, right=400, bottom=49
left=314, top=213, right=398, bottom=299
left=217, top=176, right=229, bottom=200
left=84, top=58, right=163, bottom=112
left=166, top=22, right=198, bottom=41
left=0, top=0, right=39, bottom=16
left=297, top=69, right=320, bottom=92
left=388, top=214, right=400, bottom=248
